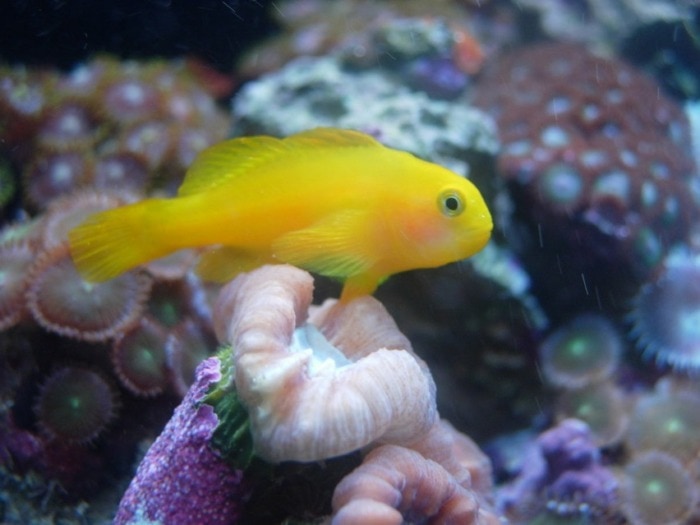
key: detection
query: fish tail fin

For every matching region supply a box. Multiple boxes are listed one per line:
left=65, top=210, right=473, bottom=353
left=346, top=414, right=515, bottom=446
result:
left=68, top=199, right=173, bottom=282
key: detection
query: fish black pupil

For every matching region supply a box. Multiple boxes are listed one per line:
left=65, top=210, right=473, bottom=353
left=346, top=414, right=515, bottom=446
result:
left=438, top=190, right=464, bottom=216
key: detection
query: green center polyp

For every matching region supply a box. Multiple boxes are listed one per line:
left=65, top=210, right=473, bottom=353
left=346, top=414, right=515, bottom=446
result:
left=150, top=300, right=180, bottom=327
left=134, top=345, right=162, bottom=377
left=559, top=336, right=596, bottom=371
left=645, top=479, right=666, bottom=498
left=663, top=417, right=684, bottom=436
left=567, top=338, right=588, bottom=358
left=68, top=395, right=83, bottom=411
left=575, top=401, right=594, bottom=420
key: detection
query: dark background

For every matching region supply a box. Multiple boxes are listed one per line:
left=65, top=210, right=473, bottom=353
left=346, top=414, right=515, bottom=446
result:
left=0, top=0, right=276, bottom=71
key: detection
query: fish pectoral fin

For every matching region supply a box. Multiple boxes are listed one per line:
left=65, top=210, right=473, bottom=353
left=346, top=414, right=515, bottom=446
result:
left=272, top=209, right=378, bottom=279
left=195, top=246, right=271, bottom=282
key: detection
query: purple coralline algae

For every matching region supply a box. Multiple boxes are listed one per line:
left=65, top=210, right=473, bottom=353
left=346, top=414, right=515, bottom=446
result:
left=497, top=419, right=620, bottom=522
left=114, top=357, right=248, bottom=525
left=405, top=55, right=469, bottom=99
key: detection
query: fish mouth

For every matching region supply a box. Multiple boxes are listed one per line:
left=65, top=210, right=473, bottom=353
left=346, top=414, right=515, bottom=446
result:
left=465, top=225, right=492, bottom=252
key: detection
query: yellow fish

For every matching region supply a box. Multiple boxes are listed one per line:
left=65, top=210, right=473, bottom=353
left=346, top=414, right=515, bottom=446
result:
left=68, top=128, right=492, bottom=301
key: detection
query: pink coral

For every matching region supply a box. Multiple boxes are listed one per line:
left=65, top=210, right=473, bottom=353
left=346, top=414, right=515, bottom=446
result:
left=214, top=264, right=437, bottom=462
left=331, top=444, right=499, bottom=525
left=328, top=418, right=499, bottom=524
left=112, top=263, right=502, bottom=523
left=409, top=419, right=495, bottom=497
left=209, top=264, right=501, bottom=522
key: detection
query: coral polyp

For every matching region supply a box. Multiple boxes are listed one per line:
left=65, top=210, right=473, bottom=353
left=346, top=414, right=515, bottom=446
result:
left=0, top=240, right=34, bottom=330
left=36, top=101, right=101, bottom=151
left=539, top=314, right=622, bottom=388
left=147, top=280, right=200, bottom=328
left=0, top=56, right=231, bottom=209
left=112, top=318, right=170, bottom=396
left=26, top=243, right=152, bottom=341
left=622, top=451, right=697, bottom=525
left=626, top=388, right=700, bottom=463
left=40, top=188, right=138, bottom=249
left=120, top=121, right=173, bottom=171
left=0, top=55, right=234, bottom=519
left=473, top=42, right=699, bottom=317
left=0, top=67, right=46, bottom=153
left=536, top=163, right=587, bottom=213
left=629, top=249, right=700, bottom=373
left=102, top=78, right=161, bottom=125
left=23, top=150, right=93, bottom=210
left=556, top=382, right=628, bottom=446
left=93, top=151, right=150, bottom=193
left=145, top=249, right=198, bottom=281
left=166, top=319, right=217, bottom=397
left=34, top=367, right=119, bottom=443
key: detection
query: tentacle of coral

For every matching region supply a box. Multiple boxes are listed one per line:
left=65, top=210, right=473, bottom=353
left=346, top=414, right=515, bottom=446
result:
left=331, top=444, right=487, bottom=525
left=409, top=419, right=494, bottom=497
left=26, top=243, right=152, bottom=341
left=213, top=264, right=437, bottom=462
left=213, top=263, right=312, bottom=346
left=41, top=188, right=139, bottom=250
left=34, top=366, right=120, bottom=443
left=0, top=240, right=35, bottom=330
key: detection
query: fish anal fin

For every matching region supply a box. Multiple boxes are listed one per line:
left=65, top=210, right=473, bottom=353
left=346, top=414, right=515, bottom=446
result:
left=272, top=209, right=378, bottom=280
left=196, top=246, right=271, bottom=282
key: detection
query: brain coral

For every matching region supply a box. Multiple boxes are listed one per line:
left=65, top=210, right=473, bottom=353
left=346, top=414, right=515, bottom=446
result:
left=473, top=42, right=699, bottom=309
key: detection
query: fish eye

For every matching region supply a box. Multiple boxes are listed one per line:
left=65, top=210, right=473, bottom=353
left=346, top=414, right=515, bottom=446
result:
left=438, top=190, right=465, bottom=217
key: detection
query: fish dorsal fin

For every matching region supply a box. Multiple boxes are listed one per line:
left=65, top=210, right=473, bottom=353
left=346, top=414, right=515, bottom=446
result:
left=177, top=135, right=284, bottom=196
left=178, top=128, right=381, bottom=196
left=284, top=127, right=381, bottom=148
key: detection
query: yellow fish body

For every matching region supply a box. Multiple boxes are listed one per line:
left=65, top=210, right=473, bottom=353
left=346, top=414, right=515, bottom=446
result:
left=68, top=128, right=492, bottom=301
